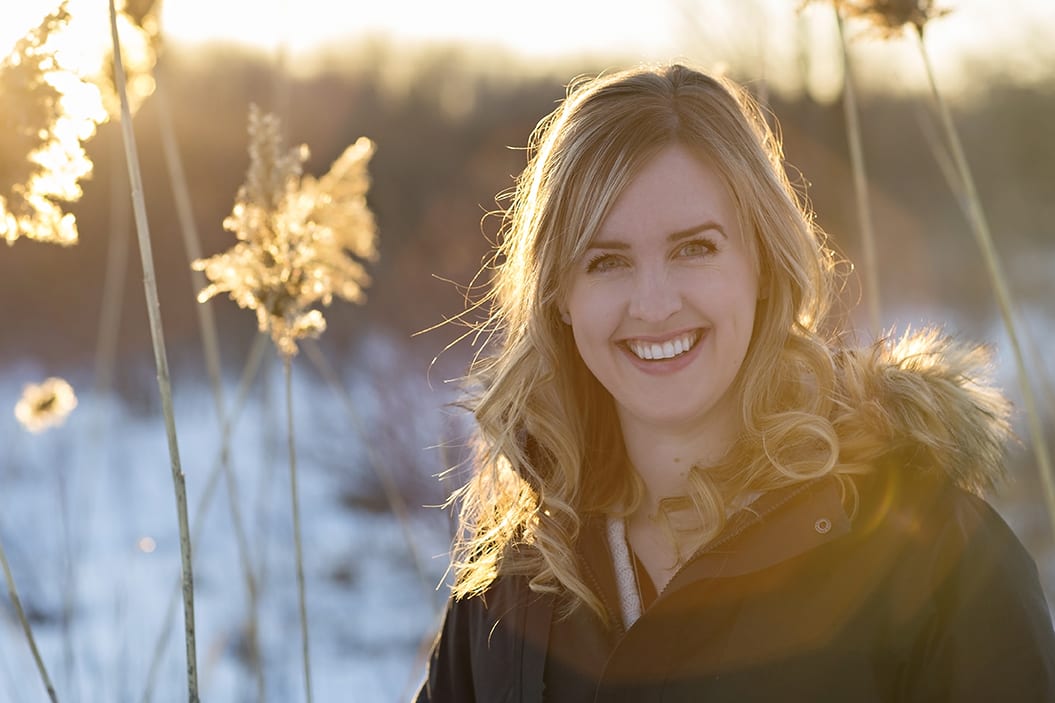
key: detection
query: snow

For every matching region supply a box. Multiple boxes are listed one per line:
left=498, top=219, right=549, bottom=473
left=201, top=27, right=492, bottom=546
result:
left=1, top=315, right=1053, bottom=701
left=0, top=344, right=458, bottom=702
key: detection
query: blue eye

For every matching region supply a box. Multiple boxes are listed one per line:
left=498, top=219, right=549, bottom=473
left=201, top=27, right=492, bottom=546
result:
left=585, top=253, right=625, bottom=273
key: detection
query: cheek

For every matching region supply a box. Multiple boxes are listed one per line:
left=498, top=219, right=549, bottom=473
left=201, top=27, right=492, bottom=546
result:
left=569, top=313, right=603, bottom=359
left=566, top=293, right=619, bottom=370
left=564, top=283, right=598, bottom=331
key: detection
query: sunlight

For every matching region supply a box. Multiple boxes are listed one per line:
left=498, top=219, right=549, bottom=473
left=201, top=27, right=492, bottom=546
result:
left=4, top=1, right=157, bottom=115
left=2, top=1, right=110, bottom=78
left=5, top=0, right=1048, bottom=99
left=0, top=2, right=106, bottom=246
left=0, top=0, right=161, bottom=246
left=5, top=0, right=1053, bottom=83
left=159, top=0, right=682, bottom=60
left=0, top=4, right=46, bottom=59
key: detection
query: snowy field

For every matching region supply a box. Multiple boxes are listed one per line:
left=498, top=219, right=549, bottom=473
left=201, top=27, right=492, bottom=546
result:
left=0, top=338, right=459, bottom=703
left=1, top=312, right=1053, bottom=702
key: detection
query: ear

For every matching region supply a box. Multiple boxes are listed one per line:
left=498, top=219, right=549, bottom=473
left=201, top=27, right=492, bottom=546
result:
left=560, top=309, right=572, bottom=325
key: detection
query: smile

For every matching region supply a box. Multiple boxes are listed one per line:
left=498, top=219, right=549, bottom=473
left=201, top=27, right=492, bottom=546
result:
left=625, top=330, right=702, bottom=361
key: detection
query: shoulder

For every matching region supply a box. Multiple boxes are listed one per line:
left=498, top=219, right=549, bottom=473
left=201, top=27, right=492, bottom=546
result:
left=848, top=466, right=1055, bottom=699
left=440, top=574, right=538, bottom=643
left=833, top=329, right=1011, bottom=494
left=417, top=575, right=552, bottom=703
left=851, top=465, right=1040, bottom=592
left=474, top=574, right=555, bottom=660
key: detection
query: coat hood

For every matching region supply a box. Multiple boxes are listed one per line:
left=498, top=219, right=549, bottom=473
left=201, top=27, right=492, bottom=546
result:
left=833, top=328, right=1012, bottom=495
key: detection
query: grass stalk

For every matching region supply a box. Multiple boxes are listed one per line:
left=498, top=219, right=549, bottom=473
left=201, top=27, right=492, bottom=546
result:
left=53, top=460, right=76, bottom=701
left=285, top=355, right=313, bottom=703
left=94, top=141, right=131, bottom=399
left=912, top=107, right=963, bottom=206
left=153, top=59, right=265, bottom=699
left=0, top=534, right=59, bottom=702
left=153, top=63, right=225, bottom=417
left=835, top=9, right=881, bottom=335
left=914, top=28, right=1055, bottom=540
left=303, top=340, right=439, bottom=608
left=107, top=3, right=198, bottom=700
left=140, top=333, right=267, bottom=703
left=909, top=103, right=1055, bottom=459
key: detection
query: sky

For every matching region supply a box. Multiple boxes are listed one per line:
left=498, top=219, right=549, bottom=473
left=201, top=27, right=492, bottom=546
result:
left=157, top=0, right=1055, bottom=92
left=4, top=0, right=1055, bottom=97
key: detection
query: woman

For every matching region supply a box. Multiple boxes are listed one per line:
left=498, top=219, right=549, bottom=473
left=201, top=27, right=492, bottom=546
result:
left=417, top=64, right=1055, bottom=701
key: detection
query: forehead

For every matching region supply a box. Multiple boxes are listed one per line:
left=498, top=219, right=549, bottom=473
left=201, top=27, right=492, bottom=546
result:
left=593, top=143, right=741, bottom=244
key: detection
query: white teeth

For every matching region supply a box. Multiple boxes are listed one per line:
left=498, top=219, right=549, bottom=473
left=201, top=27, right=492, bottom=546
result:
left=627, top=331, right=700, bottom=361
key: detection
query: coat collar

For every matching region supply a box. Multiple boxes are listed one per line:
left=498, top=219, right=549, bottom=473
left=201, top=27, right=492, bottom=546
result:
left=578, top=476, right=852, bottom=626
left=667, top=476, right=850, bottom=589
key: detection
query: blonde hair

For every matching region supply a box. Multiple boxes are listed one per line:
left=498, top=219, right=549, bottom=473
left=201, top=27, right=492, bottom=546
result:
left=449, top=64, right=853, bottom=619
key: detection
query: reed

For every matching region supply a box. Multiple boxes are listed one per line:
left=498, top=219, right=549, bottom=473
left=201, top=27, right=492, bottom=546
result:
left=285, top=354, right=313, bottom=702
left=834, top=8, right=881, bottom=334
left=912, top=27, right=1055, bottom=540
left=192, top=103, right=379, bottom=702
left=107, top=1, right=198, bottom=699
left=139, top=334, right=267, bottom=703
left=0, top=537, right=58, bottom=702
left=833, top=0, right=1055, bottom=539
left=153, top=56, right=265, bottom=697
left=304, top=340, right=441, bottom=609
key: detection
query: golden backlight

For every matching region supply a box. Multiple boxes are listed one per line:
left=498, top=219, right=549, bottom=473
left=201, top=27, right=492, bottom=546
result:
left=153, top=0, right=1055, bottom=95
left=0, top=0, right=157, bottom=245
left=7, top=1, right=1053, bottom=94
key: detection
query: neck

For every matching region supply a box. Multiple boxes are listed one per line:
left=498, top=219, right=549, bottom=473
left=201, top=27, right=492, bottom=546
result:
left=619, top=411, right=738, bottom=516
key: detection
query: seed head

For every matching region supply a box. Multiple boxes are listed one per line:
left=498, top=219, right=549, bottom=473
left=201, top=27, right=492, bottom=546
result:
left=14, top=377, right=78, bottom=433
left=0, top=1, right=107, bottom=246
left=96, top=0, right=160, bottom=119
left=840, top=0, right=951, bottom=38
left=193, top=106, right=379, bottom=357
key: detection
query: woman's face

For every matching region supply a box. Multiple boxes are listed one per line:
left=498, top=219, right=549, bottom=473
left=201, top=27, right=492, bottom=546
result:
left=563, top=144, right=759, bottom=440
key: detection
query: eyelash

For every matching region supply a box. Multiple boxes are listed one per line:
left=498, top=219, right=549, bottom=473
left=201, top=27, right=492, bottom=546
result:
left=676, top=238, right=719, bottom=258
left=584, top=238, right=719, bottom=273
left=584, top=253, right=624, bottom=273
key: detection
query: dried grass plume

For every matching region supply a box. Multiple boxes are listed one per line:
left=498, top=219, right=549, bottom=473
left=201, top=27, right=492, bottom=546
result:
left=95, top=0, right=160, bottom=118
left=193, top=105, right=378, bottom=357
left=14, top=377, right=79, bottom=433
left=0, top=2, right=107, bottom=246
left=840, top=0, right=951, bottom=37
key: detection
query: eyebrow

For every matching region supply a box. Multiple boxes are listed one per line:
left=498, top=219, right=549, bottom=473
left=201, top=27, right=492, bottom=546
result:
left=587, top=221, right=728, bottom=250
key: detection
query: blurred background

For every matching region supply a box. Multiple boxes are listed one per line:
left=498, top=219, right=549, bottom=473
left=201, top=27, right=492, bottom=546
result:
left=1, top=0, right=1053, bottom=700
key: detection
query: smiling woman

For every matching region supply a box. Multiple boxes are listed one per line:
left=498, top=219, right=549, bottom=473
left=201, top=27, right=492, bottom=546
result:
left=563, top=146, right=759, bottom=493
left=416, top=63, right=1055, bottom=703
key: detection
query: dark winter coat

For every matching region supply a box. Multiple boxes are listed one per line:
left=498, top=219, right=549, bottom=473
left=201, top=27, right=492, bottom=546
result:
left=416, top=339, right=1055, bottom=702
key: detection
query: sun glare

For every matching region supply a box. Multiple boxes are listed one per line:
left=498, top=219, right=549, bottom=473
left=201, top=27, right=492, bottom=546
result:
left=0, top=1, right=160, bottom=246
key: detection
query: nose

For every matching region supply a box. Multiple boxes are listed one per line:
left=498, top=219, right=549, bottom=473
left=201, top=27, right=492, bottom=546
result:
left=627, top=268, right=681, bottom=322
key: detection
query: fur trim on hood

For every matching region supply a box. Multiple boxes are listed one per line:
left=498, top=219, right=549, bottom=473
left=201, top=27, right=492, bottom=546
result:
left=833, top=328, right=1012, bottom=495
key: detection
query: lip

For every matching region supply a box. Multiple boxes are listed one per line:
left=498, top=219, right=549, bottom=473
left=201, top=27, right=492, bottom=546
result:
left=618, top=327, right=707, bottom=375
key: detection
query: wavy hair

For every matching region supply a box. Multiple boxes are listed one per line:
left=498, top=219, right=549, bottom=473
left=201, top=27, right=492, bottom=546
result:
left=449, top=63, right=853, bottom=620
